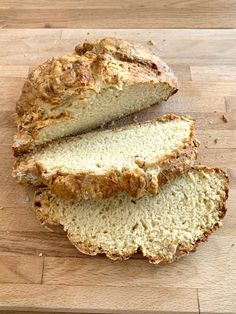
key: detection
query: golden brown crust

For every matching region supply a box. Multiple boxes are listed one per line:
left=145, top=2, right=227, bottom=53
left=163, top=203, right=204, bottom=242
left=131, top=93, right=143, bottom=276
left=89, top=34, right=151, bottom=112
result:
left=13, top=114, right=198, bottom=200
left=44, top=144, right=198, bottom=200
left=13, top=37, right=178, bottom=156
left=33, top=166, right=229, bottom=264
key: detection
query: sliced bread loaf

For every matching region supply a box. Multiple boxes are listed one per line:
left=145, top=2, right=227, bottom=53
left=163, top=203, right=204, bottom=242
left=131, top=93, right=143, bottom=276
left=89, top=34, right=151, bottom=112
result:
left=13, top=114, right=199, bottom=200
left=13, top=37, right=177, bottom=156
left=33, top=166, right=228, bottom=264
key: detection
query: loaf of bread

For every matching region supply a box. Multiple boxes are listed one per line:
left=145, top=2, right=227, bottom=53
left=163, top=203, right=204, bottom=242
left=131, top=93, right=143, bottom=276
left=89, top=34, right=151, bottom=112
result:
left=13, top=37, right=177, bottom=156
left=13, top=114, right=199, bottom=200
left=33, top=167, right=228, bottom=264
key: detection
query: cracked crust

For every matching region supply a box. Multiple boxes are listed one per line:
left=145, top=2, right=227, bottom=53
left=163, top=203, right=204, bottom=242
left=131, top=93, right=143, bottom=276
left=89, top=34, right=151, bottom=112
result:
left=33, top=166, right=229, bottom=264
left=13, top=114, right=199, bottom=200
left=13, top=37, right=177, bottom=156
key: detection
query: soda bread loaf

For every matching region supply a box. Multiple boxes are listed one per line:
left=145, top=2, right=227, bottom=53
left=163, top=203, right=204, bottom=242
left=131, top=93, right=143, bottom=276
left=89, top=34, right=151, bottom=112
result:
left=33, top=166, right=228, bottom=264
left=13, top=114, right=199, bottom=200
left=13, top=37, right=177, bottom=156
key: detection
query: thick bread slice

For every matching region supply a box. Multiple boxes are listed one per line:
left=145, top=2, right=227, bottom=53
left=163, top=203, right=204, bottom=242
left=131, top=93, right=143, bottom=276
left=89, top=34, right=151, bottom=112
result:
left=13, top=37, right=177, bottom=156
left=13, top=114, right=199, bottom=200
left=33, top=166, right=229, bottom=264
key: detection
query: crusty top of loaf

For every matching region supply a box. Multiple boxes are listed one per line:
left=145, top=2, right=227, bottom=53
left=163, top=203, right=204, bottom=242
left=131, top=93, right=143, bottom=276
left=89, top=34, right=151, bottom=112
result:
left=16, top=37, right=177, bottom=117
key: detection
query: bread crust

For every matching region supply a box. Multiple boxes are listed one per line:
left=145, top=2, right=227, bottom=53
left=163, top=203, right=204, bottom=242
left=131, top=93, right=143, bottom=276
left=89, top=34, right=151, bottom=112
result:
left=13, top=37, right=178, bottom=156
left=33, top=166, right=229, bottom=264
left=13, top=114, right=199, bottom=200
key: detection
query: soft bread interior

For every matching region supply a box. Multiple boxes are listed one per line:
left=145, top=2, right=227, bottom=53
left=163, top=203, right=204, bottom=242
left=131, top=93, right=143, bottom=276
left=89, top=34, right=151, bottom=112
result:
left=34, top=167, right=228, bottom=263
left=20, top=116, right=194, bottom=176
left=36, top=82, right=174, bottom=145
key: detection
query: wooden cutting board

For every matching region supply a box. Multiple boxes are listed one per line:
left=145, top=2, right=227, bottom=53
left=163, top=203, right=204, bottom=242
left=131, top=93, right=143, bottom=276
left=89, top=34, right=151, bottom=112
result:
left=0, top=29, right=235, bottom=314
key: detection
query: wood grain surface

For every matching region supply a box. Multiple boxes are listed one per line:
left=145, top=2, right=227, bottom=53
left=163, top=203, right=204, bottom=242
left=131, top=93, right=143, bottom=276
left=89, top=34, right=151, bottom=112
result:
left=0, top=29, right=235, bottom=314
left=0, top=0, right=236, bottom=29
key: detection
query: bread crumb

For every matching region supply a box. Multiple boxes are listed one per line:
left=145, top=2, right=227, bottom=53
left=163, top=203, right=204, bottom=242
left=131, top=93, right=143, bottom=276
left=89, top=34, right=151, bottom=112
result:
left=38, top=253, right=43, bottom=257
left=44, top=226, right=55, bottom=232
left=44, top=23, right=52, bottom=28
left=214, top=138, right=219, bottom=144
left=214, top=110, right=217, bottom=113
left=110, top=120, right=115, bottom=127
left=133, top=115, right=138, bottom=122
left=209, top=121, right=213, bottom=125
left=25, top=196, right=30, bottom=202
left=205, top=145, right=208, bottom=148
left=231, top=243, right=235, bottom=247
left=96, top=162, right=101, bottom=168
left=0, top=207, right=4, bottom=210
left=222, top=115, right=228, bottom=123
left=147, top=40, right=155, bottom=46
left=87, top=32, right=90, bottom=35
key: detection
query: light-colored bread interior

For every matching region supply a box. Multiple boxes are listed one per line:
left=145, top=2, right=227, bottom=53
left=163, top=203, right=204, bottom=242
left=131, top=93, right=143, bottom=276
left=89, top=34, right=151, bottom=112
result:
left=31, top=116, right=194, bottom=174
left=34, top=167, right=228, bottom=264
left=13, top=115, right=198, bottom=199
left=33, top=82, right=174, bottom=145
left=13, top=37, right=178, bottom=155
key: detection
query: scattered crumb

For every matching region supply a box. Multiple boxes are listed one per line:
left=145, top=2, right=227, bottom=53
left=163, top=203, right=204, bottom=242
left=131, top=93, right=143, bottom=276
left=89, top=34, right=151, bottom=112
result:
left=209, top=121, right=213, bottom=125
left=110, top=120, right=115, bottom=127
left=222, top=115, right=228, bottom=123
left=96, top=162, right=101, bottom=168
left=100, top=123, right=105, bottom=129
left=133, top=115, right=138, bottom=122
left=25, top=196, right=30, bottom=202
left=147, top=39, right=155, bottom=46
left=214, top=138, right=219, bottom=144
left=214, top=110, right=217, bottom=113
left=204, top=145, right=208, bottom=148
left=44, top=226, right=55, bottom=232
left=231, top=243, right=235, bottom=247
left=38, top=253, right=43, bottom=257
left=24, top=53, right=28, bottom=57
left=87, top=32, right=90, bottom=35
left=44, top=23, right=52, bottom=28
left=0, top=207, right=4, bottom=210
left=131, top=200, right=136, bottom=204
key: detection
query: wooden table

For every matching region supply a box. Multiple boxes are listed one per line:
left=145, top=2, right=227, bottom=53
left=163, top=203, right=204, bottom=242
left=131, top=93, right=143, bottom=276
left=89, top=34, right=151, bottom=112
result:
left=0, top=29, right=235, bottom=314
left=0, top=0, right=236, bottom=29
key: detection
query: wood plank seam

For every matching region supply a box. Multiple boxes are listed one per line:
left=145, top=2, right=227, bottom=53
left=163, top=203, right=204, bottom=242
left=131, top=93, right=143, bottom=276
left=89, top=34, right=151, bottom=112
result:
left=40, top=256, right=45, bottom=284
left=224, top=96, right=227, bottom=112
left=197, top=289, right=201, bottom=314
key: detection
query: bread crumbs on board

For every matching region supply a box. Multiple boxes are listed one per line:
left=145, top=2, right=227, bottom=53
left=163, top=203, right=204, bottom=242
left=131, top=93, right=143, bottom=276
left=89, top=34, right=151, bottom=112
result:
left=147, top=40, right=155, bottom=46
left=222, top=115, right=228, bottom=123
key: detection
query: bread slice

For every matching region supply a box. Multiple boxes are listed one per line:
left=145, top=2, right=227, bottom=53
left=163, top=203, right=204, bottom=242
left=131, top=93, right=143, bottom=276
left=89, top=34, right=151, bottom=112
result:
left=13, top=114, right=199, bottom=200
left=13, top=37, right=177, bottom=156
left=33, top=166, right=228, bottom=264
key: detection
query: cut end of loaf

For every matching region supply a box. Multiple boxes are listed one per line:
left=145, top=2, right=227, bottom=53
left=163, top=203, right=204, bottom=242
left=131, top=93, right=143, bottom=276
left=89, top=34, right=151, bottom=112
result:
left=13, top=37, right=177, bottom=156
left=33, top=166, right=229, bottom=264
